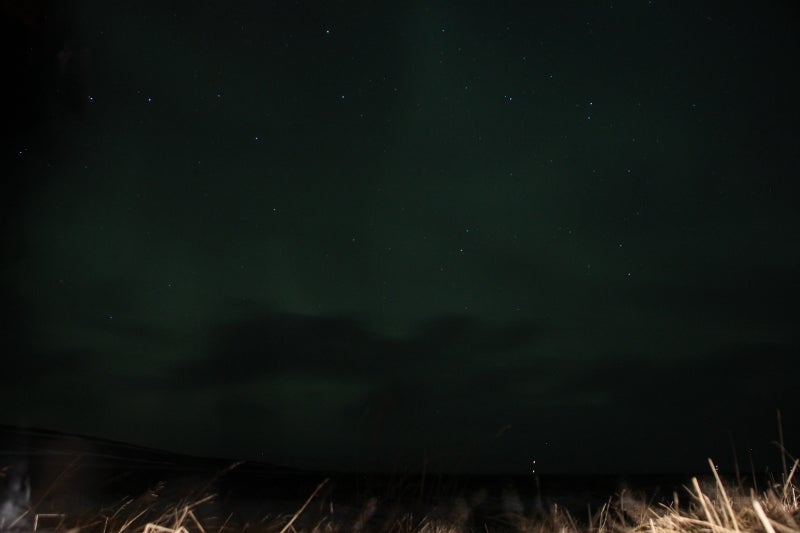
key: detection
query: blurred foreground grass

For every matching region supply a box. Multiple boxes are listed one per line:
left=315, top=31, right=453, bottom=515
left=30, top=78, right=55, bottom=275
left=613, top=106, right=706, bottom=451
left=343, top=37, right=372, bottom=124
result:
left=3, top=456, right=798, bottom=533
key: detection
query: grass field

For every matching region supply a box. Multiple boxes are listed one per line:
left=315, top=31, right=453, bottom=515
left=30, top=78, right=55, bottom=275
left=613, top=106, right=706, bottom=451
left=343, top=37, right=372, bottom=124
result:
left=2, top=455, right=797, bottom=533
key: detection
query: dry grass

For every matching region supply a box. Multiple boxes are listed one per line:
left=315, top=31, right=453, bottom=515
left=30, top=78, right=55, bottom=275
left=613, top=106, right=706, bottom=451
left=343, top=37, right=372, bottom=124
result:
left=4, top=454, right=798, bottom=533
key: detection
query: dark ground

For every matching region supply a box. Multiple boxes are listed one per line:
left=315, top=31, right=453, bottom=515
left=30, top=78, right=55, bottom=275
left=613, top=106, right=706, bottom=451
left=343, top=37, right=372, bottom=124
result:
left=1, top=424, right=775, bottom=531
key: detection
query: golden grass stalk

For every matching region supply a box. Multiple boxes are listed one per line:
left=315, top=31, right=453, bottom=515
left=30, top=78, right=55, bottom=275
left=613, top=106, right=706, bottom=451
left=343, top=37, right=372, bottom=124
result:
left=278, top=478, right=329, bottom=533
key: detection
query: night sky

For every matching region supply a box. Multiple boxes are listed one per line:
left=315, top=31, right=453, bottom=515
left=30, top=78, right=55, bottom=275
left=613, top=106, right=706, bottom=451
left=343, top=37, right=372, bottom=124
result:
left=2, top=1, right=799, bottom=476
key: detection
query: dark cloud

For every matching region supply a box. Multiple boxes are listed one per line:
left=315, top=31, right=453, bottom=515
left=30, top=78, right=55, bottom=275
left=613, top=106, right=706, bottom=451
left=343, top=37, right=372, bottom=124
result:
left=176, top=313, right=387, bottom=384
left=631, top=265, right=800, bottom=327
left=174, top=310, right=544, bottom=387
left=1, top=344, right=88, bottom=382
left=159, top=310, right=549, bottom=469
left=551, top=341, right=800, bottom=470
left=412, top=315, right=544, bottom=355
left=96, top=319, right=178, bottom=348
left=569, top=341, right=798, bottom=411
